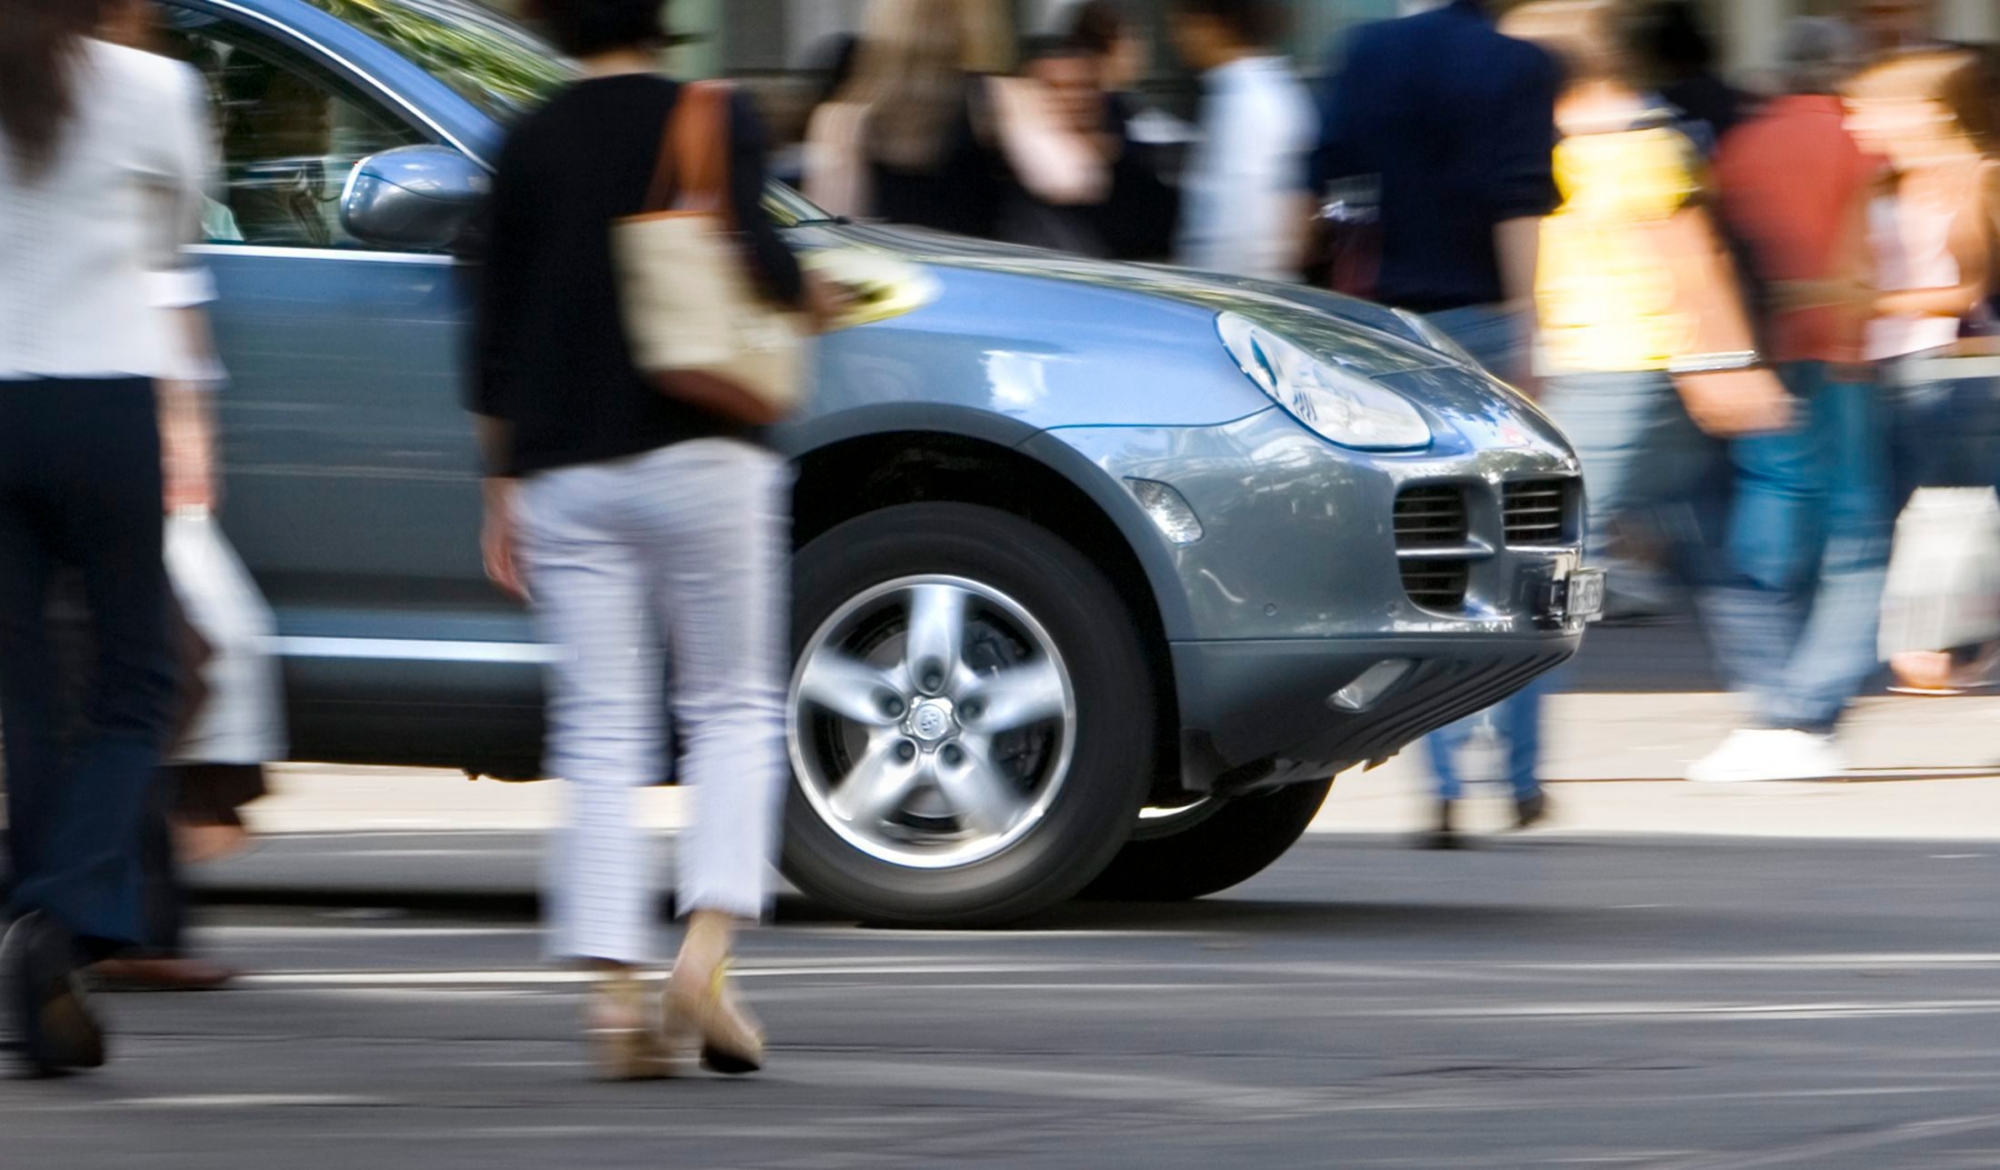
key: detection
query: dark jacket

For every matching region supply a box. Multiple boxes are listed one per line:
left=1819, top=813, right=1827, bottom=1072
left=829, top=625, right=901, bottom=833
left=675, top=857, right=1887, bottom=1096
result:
left=1313, top=0, right=1562, bottom=312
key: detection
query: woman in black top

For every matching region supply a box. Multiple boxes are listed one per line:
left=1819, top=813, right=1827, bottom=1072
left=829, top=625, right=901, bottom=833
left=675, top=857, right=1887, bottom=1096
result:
left=835, top=0, right=1014, bottom=238
left=470, top=0, right=808, bottom=1081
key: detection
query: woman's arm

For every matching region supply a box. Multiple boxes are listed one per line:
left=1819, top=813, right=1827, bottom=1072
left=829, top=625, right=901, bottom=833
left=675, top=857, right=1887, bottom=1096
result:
left=1654, top=203, right=1793, bottom=437
left=728, top=89, right=804, bottom=307
left=986, top=76, right=1110, bottom=207
left=152, top=62, right=224, bottom=511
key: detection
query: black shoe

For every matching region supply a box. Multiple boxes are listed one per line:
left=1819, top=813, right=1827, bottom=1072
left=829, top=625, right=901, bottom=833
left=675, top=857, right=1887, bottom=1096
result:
left=3, top=912, right=105, bottom=1076
left=1513, top=790, right=1550, bottom=830
left=1419, top=800, right=1465, bottom=850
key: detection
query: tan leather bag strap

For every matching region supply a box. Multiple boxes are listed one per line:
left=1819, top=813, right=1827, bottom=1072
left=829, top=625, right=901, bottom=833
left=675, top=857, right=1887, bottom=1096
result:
left=641, top=80, right=735, bottom=226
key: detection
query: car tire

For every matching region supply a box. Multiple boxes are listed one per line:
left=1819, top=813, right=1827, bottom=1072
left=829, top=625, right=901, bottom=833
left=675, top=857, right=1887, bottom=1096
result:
left=1079, top=779, right=1333, bottom=902
left=782, top=502, right=1156, bottom=927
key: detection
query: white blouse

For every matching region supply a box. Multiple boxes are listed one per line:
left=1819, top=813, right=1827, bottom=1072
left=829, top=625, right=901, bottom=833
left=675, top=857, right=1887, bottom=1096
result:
left=0, top=38, right=212, bottom=380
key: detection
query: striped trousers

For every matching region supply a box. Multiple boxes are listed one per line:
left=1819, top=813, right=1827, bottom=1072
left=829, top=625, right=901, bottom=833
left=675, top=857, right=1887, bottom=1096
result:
left=518, top=439, right=791, bottom=964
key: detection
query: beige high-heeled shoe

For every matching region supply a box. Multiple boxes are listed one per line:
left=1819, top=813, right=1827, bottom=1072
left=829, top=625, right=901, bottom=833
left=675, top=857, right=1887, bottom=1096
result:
left=663, top=958, right=764, bottom=1075
left=588, top=971, right=672, bottom=1081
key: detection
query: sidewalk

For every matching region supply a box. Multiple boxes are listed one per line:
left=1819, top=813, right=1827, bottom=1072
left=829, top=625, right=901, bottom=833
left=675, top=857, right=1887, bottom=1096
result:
left=249, top=693, right=2000, bottom=843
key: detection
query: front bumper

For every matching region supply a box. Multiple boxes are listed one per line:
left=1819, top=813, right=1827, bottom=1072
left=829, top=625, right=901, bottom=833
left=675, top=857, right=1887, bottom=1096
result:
left=1171, top=631, right=1579, bottom=794
left=1042, top=377, right=1590, bottom=794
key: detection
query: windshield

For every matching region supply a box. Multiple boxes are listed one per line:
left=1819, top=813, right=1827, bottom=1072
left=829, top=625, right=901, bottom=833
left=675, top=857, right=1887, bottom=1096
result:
left=303, top=0, right=571, bottom=120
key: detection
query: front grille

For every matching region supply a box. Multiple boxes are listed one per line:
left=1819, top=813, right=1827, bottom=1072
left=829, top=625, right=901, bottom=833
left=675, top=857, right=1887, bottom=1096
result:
left=1394, top=486, right=1471, bottom=610
left=1398, top=561, right=1470, bottom=610
left=1393, top=486, right=1468, bottom=548
left=1503, top=479, right=1572, bottom=545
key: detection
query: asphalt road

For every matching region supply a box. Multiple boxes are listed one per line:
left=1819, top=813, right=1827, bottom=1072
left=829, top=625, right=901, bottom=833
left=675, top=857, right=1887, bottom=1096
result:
left=7, top=832, right=2000, bottom=1168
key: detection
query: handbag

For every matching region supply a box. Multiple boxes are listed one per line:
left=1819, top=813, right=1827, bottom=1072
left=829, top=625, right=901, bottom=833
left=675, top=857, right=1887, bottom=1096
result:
left=166, top=508, right=287, bottom=766
left=612, top=81, right=808, bottom=426
left=1879, top=487, right=2000, bottom=659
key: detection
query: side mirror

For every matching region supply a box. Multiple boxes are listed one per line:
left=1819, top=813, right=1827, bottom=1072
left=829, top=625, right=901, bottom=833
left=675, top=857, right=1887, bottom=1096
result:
left=340, top=145, right=489, bottom=251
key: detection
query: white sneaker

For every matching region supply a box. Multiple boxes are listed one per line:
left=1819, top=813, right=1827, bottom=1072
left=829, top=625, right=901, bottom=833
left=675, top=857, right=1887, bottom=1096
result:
left=1686, top=729, right=1847, bottom=783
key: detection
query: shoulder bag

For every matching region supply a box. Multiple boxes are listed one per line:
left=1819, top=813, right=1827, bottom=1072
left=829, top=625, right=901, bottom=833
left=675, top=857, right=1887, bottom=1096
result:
left=612, top=81, right=807, bottom=425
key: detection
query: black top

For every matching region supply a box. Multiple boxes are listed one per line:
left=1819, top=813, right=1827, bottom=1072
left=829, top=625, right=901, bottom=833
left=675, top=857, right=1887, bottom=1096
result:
left=1313, top=0, right=1562, bottom=313
left=1661, top=73, right=1751, bottom=147
left=870, top=81, right=1009, bottom=240
left=470, top=75, right=803, bottom=477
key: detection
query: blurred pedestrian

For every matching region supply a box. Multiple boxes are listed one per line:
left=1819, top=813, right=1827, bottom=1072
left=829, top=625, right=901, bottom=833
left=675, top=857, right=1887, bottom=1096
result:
left=1068, top=0, right=1148, bottom=95
left=1004, top=35, right=1115, bottom=252
left=1853, top=0, right=1942, bottom=59
left=470, top=0, right=815, bottom=1080
left=1168, top=0, right=1315, bottom=280
left=1315, top=0, right=1562, bottom=845
left=1632, top=1, right=1752, bottom=147
left=1850, top=49, right=2000, bottom=694
left=1691, top=16, right=1891, bottom=782
left=1851, top=50, right=1997, bottom=495
left=64, top=0, right=273, bottom=997
left=1500, top=0, right=1795, bottom=796
left=1064, top=0, right=1182, bottom=260
left=1315, top=0, right=1562, bottom=386
left=805, top=0, right=1105, bottom=238
left=0, top=0, right=214, bottom=1074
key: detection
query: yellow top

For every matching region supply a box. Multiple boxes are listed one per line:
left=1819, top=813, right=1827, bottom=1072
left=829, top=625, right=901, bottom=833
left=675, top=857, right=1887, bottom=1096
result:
left=1536, top=124, right=1704, bottom=375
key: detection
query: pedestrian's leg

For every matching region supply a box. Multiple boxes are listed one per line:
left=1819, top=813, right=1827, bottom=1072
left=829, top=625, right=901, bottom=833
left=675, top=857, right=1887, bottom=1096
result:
left=0, top=497, right=60, bottom=906
left=517, top=468, right=663, bottom=969
left=20, top=381, right=172, bottom=952
left=1540, top=373, right=1679, bottom=611
left=135, top=768, right=185, bottom=957
left=1698, top=366, right=1829, bottom=723
left=1425, top=721, right=1471, bottom=804
left=645, top=442, right=791, bottom=924
left=1500, top=679, right=1547, bottom=803
left=1769, top=376, right=1893, bottom=735
left=644, top=440, right=790, bottom=1074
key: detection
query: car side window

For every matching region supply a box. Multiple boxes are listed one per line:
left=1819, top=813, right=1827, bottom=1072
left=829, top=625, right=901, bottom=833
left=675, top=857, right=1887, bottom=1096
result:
left=159, top=11, right=426, bottom=249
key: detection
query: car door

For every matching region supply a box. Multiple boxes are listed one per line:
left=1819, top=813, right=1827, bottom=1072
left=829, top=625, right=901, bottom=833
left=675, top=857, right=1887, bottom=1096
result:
left=159, top=5, right=540, bottom=771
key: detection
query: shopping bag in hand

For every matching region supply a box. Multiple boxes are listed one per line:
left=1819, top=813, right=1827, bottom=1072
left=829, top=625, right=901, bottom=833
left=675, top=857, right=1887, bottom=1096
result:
left=1879, top=487, right=2000, bottom=659
left=166, top=508, right=286, bottom=765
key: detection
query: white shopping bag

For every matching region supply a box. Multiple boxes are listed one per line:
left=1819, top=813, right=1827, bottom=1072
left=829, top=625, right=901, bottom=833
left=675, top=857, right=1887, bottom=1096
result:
left=1879, top=487, right=2000, bottom=658
left=166, top=508, right=286, bottom=765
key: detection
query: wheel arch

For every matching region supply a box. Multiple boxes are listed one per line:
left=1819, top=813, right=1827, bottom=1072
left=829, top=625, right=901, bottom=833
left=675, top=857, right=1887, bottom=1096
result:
left=789, top=425, right=1182, bottom=798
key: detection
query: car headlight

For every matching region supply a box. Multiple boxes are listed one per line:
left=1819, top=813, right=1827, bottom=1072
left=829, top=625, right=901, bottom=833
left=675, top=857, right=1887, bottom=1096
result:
left=1392, top=308, right=1481, bottom=370
left=1216, top=312, right=1432, bottom=451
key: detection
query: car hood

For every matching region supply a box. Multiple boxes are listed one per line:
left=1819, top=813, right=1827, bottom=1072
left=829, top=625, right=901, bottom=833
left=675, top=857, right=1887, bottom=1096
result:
left=817, top=223, right=1461, bottom=378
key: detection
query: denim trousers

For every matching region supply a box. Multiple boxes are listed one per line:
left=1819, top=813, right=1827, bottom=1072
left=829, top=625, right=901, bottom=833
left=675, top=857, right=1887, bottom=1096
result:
left=518, top=439, right=791, bottom=965
left=1698, top=363, right=1892, bottom=733
left=0, top=379, right=176, bottom=951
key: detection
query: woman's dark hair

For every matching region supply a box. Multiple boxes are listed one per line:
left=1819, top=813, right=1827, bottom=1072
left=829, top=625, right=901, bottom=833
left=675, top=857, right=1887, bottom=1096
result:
left=1168, top=0, right=1284, bottom=48
left=526, top=0, right=666, bottom=59
left=1067, top=0, right=1129, bottom=57
left=0, top=0, right=106, bottom=178
left=1632, top=1, right=1716, bottom=80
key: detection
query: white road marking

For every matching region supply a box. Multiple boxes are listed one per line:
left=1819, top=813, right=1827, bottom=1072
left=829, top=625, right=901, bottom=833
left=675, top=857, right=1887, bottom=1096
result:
left=119, top=1095, right=387, bottom=1109
left=227, top=951, right=2000, bottom=989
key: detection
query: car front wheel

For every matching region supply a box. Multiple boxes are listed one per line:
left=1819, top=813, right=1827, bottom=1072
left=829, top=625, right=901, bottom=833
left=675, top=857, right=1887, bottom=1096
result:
left=782, top=503, right=1155, bottom=926
left=1080, top=780, right=1333, bottom=902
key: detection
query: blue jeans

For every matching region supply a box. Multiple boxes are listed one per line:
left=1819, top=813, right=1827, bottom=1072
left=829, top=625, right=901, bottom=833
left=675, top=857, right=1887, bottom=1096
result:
left=1426, top=675, right=1548, bottom=801
left=1699, top=363, right=1891, bottom=733
left=1538, top=371, right=1718, bottom=601
left=1888, top=365, right=2000, bottom=504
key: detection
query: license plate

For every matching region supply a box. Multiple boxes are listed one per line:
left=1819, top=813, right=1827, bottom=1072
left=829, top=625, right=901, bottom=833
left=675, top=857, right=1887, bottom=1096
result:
left=1565, top=569, right=1606, bottom=623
